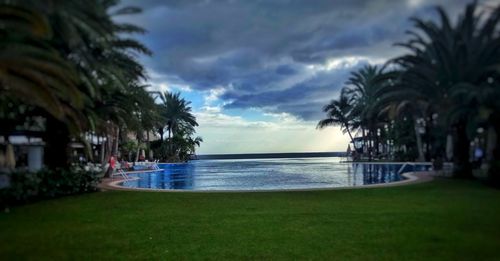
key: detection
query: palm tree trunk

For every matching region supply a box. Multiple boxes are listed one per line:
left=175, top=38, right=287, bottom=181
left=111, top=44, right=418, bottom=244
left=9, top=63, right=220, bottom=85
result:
left=368, top=128, right=373, bottom=162
left=343, top=123, right=355, bottom=145
left=159, top=128, right=164, bottom=142
left=424, top=121, right=432, bottom=161
left=362, top=127, right=367, bottom=159
left=44, top=116, right=71, bottom=169
left=146, top=130, right=150, bottom=160
left=488, top=119, right=500, bottom=187
left=99, top=136, right=105, bottom=164
left=102, top=126, right=115, bottom=178
left=113, top=127, right=120, bottom=156
left=453, top=121, right=472, bottom=178
left=167, top=128, right=172, bottom=158
left=135, top=142, right=140, bottom=162
left=413, top=118, right=425, bottom=162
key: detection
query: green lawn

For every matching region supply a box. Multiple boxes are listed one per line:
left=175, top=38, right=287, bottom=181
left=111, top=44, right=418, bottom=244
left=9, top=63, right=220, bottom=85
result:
left=1, top=179, right=500, bottom=260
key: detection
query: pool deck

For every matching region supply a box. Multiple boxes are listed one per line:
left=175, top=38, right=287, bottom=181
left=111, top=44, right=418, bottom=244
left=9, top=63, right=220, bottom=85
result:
left=98, top=171, right=435, bottom=193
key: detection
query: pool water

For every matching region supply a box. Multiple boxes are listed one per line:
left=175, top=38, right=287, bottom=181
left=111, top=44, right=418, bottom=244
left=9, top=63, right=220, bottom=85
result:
left=120, top=157, right=431, bottom=191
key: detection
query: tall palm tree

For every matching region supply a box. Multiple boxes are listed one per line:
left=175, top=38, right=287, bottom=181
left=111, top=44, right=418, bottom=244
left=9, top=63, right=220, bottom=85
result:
left=317, top=88, right=356, bottom=145
left=0, top=3, right=84, bottom=126
left=343, top=65, right=392, bottom=159
left=0, top=2, right=90, bottom=168
left=159, top=92, right=199, bottom=160
left=373, top=70, right=429, bottom=162
left=47, top=0, right=151, bottom=168
left=161, top=92, right=198, bottom=139
left=1, top=0, right=153, bottom=168
left=444, top=3, right=500, bottom=183
left=392, top=2, right=500, bottom=178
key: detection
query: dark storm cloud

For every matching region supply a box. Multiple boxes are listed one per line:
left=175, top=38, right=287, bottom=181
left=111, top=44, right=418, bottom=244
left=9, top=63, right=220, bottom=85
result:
left=223, top=58, right=371, bottom=120
left=120, top=0, right=472, bottom=120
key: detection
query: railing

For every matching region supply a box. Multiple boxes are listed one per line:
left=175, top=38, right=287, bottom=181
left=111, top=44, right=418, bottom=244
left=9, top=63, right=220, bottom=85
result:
left=132, top=161, right=160, bottom=170
left=397, top=162, right=414, bottom=176
left=116, top=168, right=131, bottom=181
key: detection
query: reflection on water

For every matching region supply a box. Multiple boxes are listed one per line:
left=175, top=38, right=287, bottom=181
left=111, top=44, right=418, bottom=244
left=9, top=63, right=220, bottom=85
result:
left=121, top=158, right=431, bottom=191
left=347, top=163, right=429, bottom=185
left=126, top=164, right=194, bottom=190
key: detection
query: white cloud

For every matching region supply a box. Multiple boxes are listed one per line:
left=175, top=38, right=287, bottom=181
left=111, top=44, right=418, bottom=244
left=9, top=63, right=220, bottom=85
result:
left=204, top=87, right=226, bottom=105
left=175, top=84, right=193, bottom=92
left=158, top=83, right=170, bottom=93
left=144, top=67, right=193, bottom=94
left=307, top=56, right=386, bottom=72
left=193, top=105, right=350, bottom=154
left=195, top=108, right=277, bottom=129
left=195, top=120, right=350, bottom=154
left=262, top=112, right=304, bottom=125
left=407, top=0, right=425, bottom=8
left=195, top=104, right=320, bottom=130
left=200, top=106, right=222, bottom=114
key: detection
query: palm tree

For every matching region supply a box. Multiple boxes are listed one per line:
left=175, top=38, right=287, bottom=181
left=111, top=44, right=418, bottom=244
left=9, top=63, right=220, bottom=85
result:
left=0, top=3, right=84, bottom=126
left=317, top=88, right=356, bottom=145
left=171, top=129, right=203, bottom=161
left=392, top=2, right=500, bottom=178
left=44, top=0, right=151, bottom=168
left=0, top=2, right=90, bottom=168
left=373, top=70, right=429, bottom=162
left=1, top=0, right=153, bottom=168
left=343, top=65, right=392, bottom=159
left=160, top=92, right=198, bottom=139
left=444, top=3, right=500, bottom=183
left=159, top=92, right=199, bottom=160
left=95, top=83, right=158, bottom=166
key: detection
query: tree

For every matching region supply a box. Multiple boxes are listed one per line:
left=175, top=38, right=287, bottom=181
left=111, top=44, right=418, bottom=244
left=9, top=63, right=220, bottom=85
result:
left=43, top=0, right=152, bottom=168
left=0, top=0, right=153, bottom=169
left=373, top=69, right=429, bottom=162
left=0, top=3, right=84, bottom=130
left=392, top=2, right=500, bottom=178
left=154, top=92, right=201, bottom=161
left=343, top=65, right=393, bottom=159
left=317, top=88, right=356, bottom=145
left=444, top=3, right=500, bottom=184
left=160, top=92, right=198, bottom=139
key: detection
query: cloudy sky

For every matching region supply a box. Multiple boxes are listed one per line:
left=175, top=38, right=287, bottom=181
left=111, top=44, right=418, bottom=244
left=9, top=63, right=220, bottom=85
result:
left=119, top=0, right=480, bottom=154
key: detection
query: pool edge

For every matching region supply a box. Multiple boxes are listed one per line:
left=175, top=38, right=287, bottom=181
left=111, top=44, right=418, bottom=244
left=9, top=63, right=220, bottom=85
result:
left=98, top=171, right=434, bottom=193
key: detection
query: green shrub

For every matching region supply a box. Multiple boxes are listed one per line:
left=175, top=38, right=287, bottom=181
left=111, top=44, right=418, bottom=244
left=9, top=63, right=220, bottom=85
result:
left=0, top=168, right=101, bottom=207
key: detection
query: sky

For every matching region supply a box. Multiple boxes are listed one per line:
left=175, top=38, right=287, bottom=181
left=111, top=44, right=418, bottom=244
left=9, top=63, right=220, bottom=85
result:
left=118, top=0, right=483, bottom=154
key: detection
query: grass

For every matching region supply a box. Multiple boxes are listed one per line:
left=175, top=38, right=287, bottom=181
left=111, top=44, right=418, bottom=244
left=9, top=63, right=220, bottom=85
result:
left=1, top=179, right=500, bottom=260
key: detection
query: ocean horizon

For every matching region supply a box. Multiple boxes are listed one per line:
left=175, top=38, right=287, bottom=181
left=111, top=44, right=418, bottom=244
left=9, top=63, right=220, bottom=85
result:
left=195, top=152, right=347, bottom=160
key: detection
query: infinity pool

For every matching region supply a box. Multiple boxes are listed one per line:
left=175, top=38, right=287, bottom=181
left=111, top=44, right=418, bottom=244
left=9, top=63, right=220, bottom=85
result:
left=119, top=157, right=431, bottom=191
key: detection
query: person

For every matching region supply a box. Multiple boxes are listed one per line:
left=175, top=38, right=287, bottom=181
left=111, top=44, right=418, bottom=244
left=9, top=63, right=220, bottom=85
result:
left=109, top=155, right=116, bottom=169
left=120, top=158, right=130, bottom=170
left=106, top=155, right=116, bottom=177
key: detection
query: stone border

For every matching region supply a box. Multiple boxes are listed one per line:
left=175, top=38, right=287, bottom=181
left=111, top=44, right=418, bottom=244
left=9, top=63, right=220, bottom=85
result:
left=99, top=170, right=434, bottom=193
